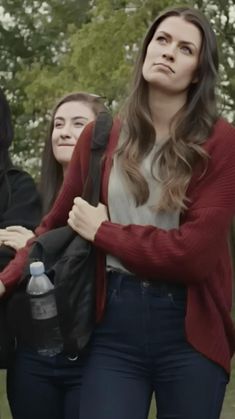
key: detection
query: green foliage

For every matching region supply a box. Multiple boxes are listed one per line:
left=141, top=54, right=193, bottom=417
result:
left=187, top=0, right=235, bottom=119
left=0, top=0, right=90, bottom=174
left=0, top=0, right=234, bottom=174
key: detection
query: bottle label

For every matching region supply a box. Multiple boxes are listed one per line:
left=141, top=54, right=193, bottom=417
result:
left=30, top=294, right=58, bottom=320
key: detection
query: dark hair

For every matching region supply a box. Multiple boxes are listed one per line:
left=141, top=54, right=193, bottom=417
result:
left=40, top=92, right=108, bottom=214
left=0, top=89, right=14, bottom=173
left=119, top=6, right=219, bottom=211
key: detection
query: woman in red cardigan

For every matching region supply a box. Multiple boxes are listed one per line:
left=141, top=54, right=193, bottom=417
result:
left=1, top=6, right=235, bottom=419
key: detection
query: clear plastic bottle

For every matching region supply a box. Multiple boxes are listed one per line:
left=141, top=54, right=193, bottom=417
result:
left=27, top=261, right=63, bottom=356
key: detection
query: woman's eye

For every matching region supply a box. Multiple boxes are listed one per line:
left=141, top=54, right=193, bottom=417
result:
left=181, top=45, right=192, bottom=55
left=55, top=123, right=63, bottom=128
left=74, top=122, right=84, bottom=127
left=156, top=36, right=167, bottom=43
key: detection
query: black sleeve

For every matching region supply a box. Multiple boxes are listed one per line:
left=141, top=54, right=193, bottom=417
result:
left=0, top=169, right=42, bottom=272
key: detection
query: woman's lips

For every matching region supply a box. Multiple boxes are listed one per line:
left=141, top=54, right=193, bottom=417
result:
left=154, top=63, right=175, bottom=73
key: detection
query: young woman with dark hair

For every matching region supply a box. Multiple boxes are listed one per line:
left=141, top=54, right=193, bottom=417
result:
left=40, top=92, right=107, bottom=214
left=0, top=6, right=235, bottom=419
left=1, top=92, right=107, bottom=419
left=0, top=92, right=107, bottom=248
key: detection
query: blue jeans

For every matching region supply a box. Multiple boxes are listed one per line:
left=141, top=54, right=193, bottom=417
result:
left=79, top=271, right=228, bottom=419
left=7, top=348, right=84, bottom=419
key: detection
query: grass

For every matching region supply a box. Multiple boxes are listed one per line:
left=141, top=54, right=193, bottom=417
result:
left=0, top=371, right=10, bottom=419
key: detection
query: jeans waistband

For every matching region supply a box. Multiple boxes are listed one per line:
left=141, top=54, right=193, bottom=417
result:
left=107, top=270, right=187, bottom=298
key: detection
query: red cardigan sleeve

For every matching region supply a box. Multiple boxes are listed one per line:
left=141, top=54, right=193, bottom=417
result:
left=94, top=122, right=235, bottom=283
left=0, top=122, right=94, bottom=290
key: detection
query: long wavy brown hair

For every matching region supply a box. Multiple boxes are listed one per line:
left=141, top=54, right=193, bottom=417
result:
left=118, top=6, right=219, bottom=212
left=40, top=92, right=107, bottom=214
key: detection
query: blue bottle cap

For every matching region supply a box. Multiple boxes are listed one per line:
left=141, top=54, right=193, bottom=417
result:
left=29, top=261, right=45, bottom=276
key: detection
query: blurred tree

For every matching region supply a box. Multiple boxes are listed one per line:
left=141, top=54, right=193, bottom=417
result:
left=0, top=0, right=90, bottom=175
left=11, top=0, right=175, bottom=174
left=187, top=0, right=235, bottom=120
left=0, top=0, right=234, bottom=176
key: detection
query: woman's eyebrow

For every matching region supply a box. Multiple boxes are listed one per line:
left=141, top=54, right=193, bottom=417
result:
left=156, top=30, right=198, bottom=49
left=54, top=116, right=89, bottom=121
left=71, top=116, right=89, bottom=121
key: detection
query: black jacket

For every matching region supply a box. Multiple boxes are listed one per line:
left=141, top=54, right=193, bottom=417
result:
left=0, top=167, right=42, bottom=272
left=0, top=167, right=41, bottom=367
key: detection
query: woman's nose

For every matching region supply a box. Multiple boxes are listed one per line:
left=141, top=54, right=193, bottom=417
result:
left=162, top=51, right=175, bottom=62
left=60, top=126, right=72, bottom=139
left=60, top=133, right=71, bottom=139
left=162, top=43, right=176, bottom=62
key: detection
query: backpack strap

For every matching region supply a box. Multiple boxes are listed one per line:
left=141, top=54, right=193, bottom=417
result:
left=82, top=111, right=113, bottom=206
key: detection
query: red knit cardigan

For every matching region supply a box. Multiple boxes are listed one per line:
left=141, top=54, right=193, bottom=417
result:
left=1, top=117, right=235, bottom=373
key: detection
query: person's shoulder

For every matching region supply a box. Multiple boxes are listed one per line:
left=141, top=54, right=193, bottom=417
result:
left=6, top=167, right=37, bottom=188
left=211, top=117, right=235, bottom=141
left=6, top=166, right=34, bottom=180
left=205, top=117, right=235, bottom=153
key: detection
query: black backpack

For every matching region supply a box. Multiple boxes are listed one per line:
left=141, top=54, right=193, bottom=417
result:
left=8, top=111, right=113, bottom=356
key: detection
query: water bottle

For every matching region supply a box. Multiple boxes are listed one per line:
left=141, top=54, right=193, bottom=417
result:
left=27, top=261, right=63, bottom=356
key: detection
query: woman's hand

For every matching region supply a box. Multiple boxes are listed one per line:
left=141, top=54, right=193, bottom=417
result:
left=0, top=280, right=6, bottom=297
left=0, top=226, right=35, bottom=250
left=68, top=197, right=108, bottom=241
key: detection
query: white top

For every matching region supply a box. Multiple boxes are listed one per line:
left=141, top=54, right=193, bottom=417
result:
left=107, top=143, right=180, bottom=273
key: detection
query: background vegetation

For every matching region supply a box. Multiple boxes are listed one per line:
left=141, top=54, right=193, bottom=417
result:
left=0, top=0, right=234, bottom=177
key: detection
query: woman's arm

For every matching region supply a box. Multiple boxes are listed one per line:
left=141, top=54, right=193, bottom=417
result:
left=93, top=126, right=235, bottom=283
left=67, top=122, right=235, bottom=284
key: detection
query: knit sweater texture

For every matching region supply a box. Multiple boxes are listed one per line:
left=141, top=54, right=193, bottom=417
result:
left=1, top=118, right=235, bottom=373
